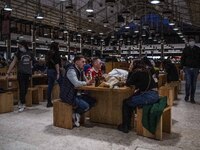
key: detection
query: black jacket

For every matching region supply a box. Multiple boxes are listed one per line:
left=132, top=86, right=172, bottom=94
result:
left=181, top=45, right=200, bottom=68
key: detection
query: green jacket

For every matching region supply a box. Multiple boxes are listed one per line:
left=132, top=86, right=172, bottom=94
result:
left=142, top=96, right=167, bottom=134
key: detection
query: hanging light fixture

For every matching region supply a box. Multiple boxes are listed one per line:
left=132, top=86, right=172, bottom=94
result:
left=4, top=2, right=12, bottom=11
left=103, top=20, right=109, bottom=27
left=173, top=25, right=179, bottom=31
left=86, top=0, right=94, bottom=12
left=36, top=0, right=44, bottom=19
left=169, top=19, right=175, bottom=26
left=142, top=30, right=146, bottom=37
left=149, top=0, right=160, bottom=4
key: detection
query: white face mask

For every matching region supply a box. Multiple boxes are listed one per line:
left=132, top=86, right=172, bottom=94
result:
left=189, top=41, right=195, bottom=47
left=19, top=47, right=26, bottom=52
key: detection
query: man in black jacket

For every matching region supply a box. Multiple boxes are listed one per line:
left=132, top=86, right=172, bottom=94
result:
left=181, top=38, right=200, bottom=103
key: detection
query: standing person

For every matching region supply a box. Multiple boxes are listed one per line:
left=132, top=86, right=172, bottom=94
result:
left=85, top=57, right=102, bottom=80
left=117, top=59, right=159, bottom=133
left=6, top=40, right=34, bottom=112
left=181, top=38, right=200, bottom=103
left=60, top=55, right=96, bottom=127
left=46, top=42, right=61, bottom=107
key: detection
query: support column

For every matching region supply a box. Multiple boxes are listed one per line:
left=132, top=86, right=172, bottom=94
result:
left=6, top=37, right=11, bottom=60
left=67, top=33, right=70, bottom=60
left=139, top=40, right=142, bottom=58
left=79, top=36, right=82, bottom=54
left=161, top=41, right=164, bottom=61
left=31, top=27, right=36, bottom=57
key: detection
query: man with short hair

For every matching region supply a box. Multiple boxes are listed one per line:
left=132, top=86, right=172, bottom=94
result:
left=181, top=38, right=200, bottom=103
left=60, top=55, right=96, bottom=127
left=85, top=57, right=102, bottom=80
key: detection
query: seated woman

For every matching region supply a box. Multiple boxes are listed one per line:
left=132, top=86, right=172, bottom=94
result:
left=118, top=59, right=159, bottom=133
left=163, top=59, right=179, bottom=83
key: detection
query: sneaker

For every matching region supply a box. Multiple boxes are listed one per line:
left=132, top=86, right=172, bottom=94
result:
left=184, top=96, right=189, bottom=102
left=18, top=104, right=25, bottom=112
left=72, top=113, right=80, bottom=127
left=46, top=102, right=53, bottom=108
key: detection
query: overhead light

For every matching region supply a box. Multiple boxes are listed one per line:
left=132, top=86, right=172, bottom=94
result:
left=87, top=29, right=92, bottom=32
left=134, top=28, right=139, bottom=33
left=99, top=32, right=104, bottom=35
left=150, top=0, right=160, bottom=4
left=148, top=35, right=152, bottom=40
left=44, top=33, right=48, bottom=36
left=111, top=35, right=115, bottom=39
left=125, top=25, right=130, bottom=29
left=86, top=1, right=94, bottom=13
left=180, top=35, right=184, bottom=38
left=173, top=26, right=179, bottom=31
left=115, top=26, right=120, bottom=31
left=153, top=37, right=157, bottom=42
left=103, top=20, right=109, bottom=27
left=143, top=24, right=149, bottom=29
left=142, top=30, right=146, bottom=37
left=77, top=33, right=81, bottom=37
left=177, top=30, right=182, bottom=35
left=4, top=3, right=12, bottom=11
left=169, top=19, right=175, bottom=26
left=91, top=36, right=94, bottom=40
left=86, top=8, right=93, bottom=13
left=36, top=9, right=44, bottom=19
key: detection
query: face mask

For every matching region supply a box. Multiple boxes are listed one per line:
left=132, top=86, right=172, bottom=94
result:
left=19, top=47, right=26, bottom=52
left=189, top=41, right=195, bottom=47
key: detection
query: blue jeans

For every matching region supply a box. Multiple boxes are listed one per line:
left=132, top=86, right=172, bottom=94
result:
left=74, top=94, right=96, bottom=114
left=184, top=67, right=199, bottom=100
left=47, top=69, right=57, bottom=103
left=122, top=90, right=159, bottom=128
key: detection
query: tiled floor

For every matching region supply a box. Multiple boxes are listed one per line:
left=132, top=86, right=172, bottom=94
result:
left=0, top=81, right=200, bottom=150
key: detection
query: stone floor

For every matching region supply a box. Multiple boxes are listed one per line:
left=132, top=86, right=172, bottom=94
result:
left=0, top=81, right=200, bottom=150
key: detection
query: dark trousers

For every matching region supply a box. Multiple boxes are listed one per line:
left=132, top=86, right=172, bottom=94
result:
left=122, top=90, right=159, bottom=128
left=184, top=67, right=199, bottom=100
left=17, top=73, right=30, bottom=104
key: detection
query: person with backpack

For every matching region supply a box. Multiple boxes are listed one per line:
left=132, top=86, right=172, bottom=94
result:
left=6, top=40, right=34, bottom=112
left=45, top=42, right=61, bottom=107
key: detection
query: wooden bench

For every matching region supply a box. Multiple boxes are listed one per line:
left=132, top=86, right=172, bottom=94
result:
left=136, top=106, right=171, bottom=140
left=53, top=99, right=85, bottom=129
left=52, top=84, right=60, bottom=100
left=165, top=82, right=179, bottom=100
left=35, top=85, right=48, bottom=102
left=53, top=99, right=73, bottom=129
left=25, top=87, right=39, bottom=107
left=159, top=86, right=175, bottom=106
left=0, top=92, right=14, bottom=113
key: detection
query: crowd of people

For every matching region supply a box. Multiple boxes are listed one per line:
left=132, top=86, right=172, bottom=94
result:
left=2, top=37, right=199, bottom=131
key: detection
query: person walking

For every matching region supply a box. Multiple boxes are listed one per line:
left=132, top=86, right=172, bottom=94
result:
left=181, top=38, right=200, bottom=103
left=6, top=40, right=34, bottom=112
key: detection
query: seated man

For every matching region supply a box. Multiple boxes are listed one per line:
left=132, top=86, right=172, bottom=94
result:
left=60, top=55, right=96, bottom=127
left=85, top=57, right=102, bottom=80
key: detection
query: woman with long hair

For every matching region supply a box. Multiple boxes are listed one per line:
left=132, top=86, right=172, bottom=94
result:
left=46, top=42, right=61, bottom=107
left=118, top=59, right=159, bottom=133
